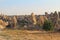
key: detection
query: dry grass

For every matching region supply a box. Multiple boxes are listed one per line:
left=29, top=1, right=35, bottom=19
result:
left=0, top=30, right=60, bottom=40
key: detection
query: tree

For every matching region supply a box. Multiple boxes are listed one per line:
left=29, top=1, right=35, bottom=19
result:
left=43, top=20, right=54, bottom=31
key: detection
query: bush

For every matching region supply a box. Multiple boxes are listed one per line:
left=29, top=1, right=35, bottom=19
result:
left=43, top=20, right=54, bottom=31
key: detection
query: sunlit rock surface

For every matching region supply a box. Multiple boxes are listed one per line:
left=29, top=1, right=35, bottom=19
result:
left=0, top=20, right=8, bottom=29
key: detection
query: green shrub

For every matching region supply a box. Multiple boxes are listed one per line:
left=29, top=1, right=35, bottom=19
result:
left=43, top=20, right=54, bottom=31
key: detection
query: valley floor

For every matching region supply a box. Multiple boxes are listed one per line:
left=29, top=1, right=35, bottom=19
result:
left=0, top=30, right=60, bottom=40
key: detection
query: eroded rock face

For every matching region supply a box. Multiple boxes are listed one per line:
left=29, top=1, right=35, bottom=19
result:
left=31, top=13, right=37, bottom=25
left=0, top=20, right=8, bottom=29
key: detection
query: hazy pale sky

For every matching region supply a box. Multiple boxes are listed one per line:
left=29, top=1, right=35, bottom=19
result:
left=0, top=0, right=60, bottom=15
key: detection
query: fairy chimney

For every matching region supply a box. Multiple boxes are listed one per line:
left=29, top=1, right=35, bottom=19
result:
left=12, top=16, right=17, bottom=28
left=31, top=13, right=37, bottom=25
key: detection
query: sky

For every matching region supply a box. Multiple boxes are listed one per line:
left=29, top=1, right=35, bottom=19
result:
left=0, top=0, right=60, bottom=15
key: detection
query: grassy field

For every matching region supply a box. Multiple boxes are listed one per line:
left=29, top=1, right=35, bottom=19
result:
left=0, top=30, right=60, bottom=40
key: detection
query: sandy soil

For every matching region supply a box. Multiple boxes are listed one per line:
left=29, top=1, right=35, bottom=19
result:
left=0, top=30, right=60, bottom=40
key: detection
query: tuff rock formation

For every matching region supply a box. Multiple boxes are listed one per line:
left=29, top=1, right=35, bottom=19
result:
left=31, top=13, right=37, bottom=25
